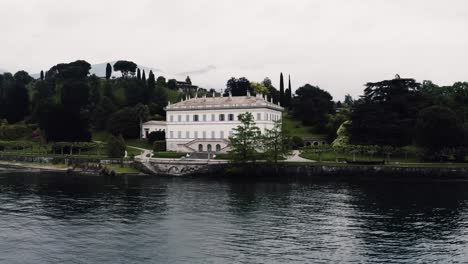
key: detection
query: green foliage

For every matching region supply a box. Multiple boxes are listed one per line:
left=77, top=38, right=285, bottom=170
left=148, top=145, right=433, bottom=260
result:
left=105, top=63, right=112, bottom=79
left=113, top=60, right=137, bottom=78
left=291, top=84, right=334, bottom=131
left=153, top=140, right=167, bottom=152
left=147, top=131, right=165, bottom=145
left=107, top=134, right=126, bottom=158
left=349, top=77, right=424, bottom=146
left=250, top=82, right=268, bottom=95
left=91, top=96, right=116, bottom=130
left=107, top=107, right=140, bottom=139
left=228, top=112, right=261, bottom=165
left=325, top=109, right=349, bottom=143
left=415, top=106, right=463, bottom=157
left=224, top=77, right=251, bottom=96
left=262, top=120, right=291, bottom=166
left=331, top=121, right=351, bottom=148
left=279, top=72, right=284, bottom=105
left=291, top=136, right=304, bottom=149
left=0, top=124, right=32, bottom=140
left=14, top=71, right=33, bottom=85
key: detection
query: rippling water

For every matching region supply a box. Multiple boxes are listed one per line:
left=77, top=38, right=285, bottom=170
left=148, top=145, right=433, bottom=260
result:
left=1, top=172, right=468, bottom=263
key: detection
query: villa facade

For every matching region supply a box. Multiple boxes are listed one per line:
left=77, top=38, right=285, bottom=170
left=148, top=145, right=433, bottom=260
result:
left=142, top=93, right=284, bottom=153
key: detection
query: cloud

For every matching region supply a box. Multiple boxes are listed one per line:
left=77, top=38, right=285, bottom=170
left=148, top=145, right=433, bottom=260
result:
left=176, top=65, right=217, bottom=76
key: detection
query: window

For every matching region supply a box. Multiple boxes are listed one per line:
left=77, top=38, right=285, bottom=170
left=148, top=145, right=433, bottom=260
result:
left=194, top=131, right=199, bottom=138
left=264, top=113, right=268, bottom=120
left=186, top=115, right=190, bottom=122
left=257, top=113, right=261, bottom=121
left=177, top=115, right=181, bottom=122
left=219, top=114, right=225, bottom=121
left=203, top=114, right=206, bottom=121
left=202, top=131, right=206, bottom=139
left=169, top=131, right=174, bottom=138
left=220, top=131, right=224, bottom=139
left=216, top=144, right=221, bottom=152
left=194, top=115, right=199, bottom=122
left=207, top=144, right=212, bottom=152
left=211, top=131, right=215, bottom=138
left=198, top=144, right=203, bottom=152
left=177, top=131, right=181, bottom=138
left=186, top=131, right=190, bottom=138
left=211, top=114, right=215, bottom=121
left=228, top=114, right=234, bottom=121
left=170, top=115, right=174, bottom=122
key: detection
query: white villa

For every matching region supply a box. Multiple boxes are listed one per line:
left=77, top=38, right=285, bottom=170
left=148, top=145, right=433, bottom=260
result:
left=142, top=92, right=284, bottom=153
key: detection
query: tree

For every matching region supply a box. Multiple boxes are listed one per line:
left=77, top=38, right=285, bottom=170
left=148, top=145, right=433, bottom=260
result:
left=228, top=112, right=261, bottom=166
left=61, top=80, right=90, bottom=113
left=4, top=81, right=30, bottom=123
left=107, top=134, right=126, bottom=159
left=186, top=76, right=192, bottom=84
left=415, top=106, right=463, bottom=154
left=250, top=82, right=268, bottom=95
left=142, top=70, right=146, bottom=82
left=113, top=60, right=137, bottom=78
left=291, top=84, right=334, bottom=131
left=284, top=75, right=292, bottom=107
left=262, top=77, right=279, bottom=103
left=279, top=73, right=285, bottom=106
left=147, top=70, right=156, bottom=100
left=137, top=68, right=141, bottom=80
left=325, top=108, right=349, bottom=143
left=167, top=79, right=177, bottom=90
left=107, top=107, right=140, bottom=138
left=262, top=119, right=291, bottom=174
left=105, top=63, right=112, bottom=79
left=40, top=70, right=44, bottom=81
left=38, top=104, right=91, bottom=142
left=14, top=71, right=33, bottom=85
left=134, top=103, right=150, bottom=139
left=156, top=76, right=166, bottom=87
left=91, top=96, right=117, bottom=130
left=349, top=77, right=425, bottom=146
left=224, top=77, right=251, bottom=96
left=344, top=94, right=354, bottom=107
left=147, top=131, right=165, bottom=145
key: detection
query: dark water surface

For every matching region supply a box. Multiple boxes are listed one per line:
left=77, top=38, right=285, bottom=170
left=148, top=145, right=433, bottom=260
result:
left=1, top=172, right=468, bottom=263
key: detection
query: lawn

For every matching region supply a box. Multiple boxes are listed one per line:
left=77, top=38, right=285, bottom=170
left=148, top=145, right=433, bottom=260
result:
left=282, top=114, right=325, bottom=138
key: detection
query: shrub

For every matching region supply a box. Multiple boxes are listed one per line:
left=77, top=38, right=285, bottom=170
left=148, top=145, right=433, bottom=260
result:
left=147, top=131, right=165, bottom=145
left=153, top=140, right=166, bottom=152
left=107, top=135, right=126, bottom=158
left=291, top=136, right=304, bottom=149
left=0, top=124, right=32, bottom=140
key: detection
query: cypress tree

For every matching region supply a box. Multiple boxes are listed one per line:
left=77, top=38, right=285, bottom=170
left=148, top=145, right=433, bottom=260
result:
left=142, top=70, right=146, bottom=82
left=279, top=72, right=284, bottom=106
left=105, top=63, right=112, bottom=79
left=285, top=75, right=292, bottom=107
left=137, top=68, right=141, bottom=80
left=40, top=70, right=44, bottom=81
left=147, top=70, right=156, bottom=101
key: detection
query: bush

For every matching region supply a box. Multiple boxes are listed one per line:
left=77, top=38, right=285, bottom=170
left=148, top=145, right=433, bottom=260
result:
left=107, top=135, right=126, bottom=158
left=107, top=107, right=139, bottom=139
left=291, top=136, right=304, bottom=149
left=0, top=124, right=32, bottom=140
left=147, top=131, right=165, bottom=145
left=153, top=140, right=166, bottom=152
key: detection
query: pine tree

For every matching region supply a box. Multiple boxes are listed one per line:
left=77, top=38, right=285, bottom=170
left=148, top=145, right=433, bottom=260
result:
left=142, top=70, right=146, bottom=82
left=105, top=63, right=112, bottom=79
left=147, top=70, right=156, bottom=101
left=40, top=70, right=44, bottom=81
left=279, top=72, right=284, bottom=106
left=186, top=76, right=191, bottom=84
left=137, top=68, right=141, bottom=80
left=285, top=75, right=292, bottom=107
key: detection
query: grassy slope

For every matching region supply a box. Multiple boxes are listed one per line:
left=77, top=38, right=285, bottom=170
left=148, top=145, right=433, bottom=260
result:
left=282, top=114, right=325, bottom=138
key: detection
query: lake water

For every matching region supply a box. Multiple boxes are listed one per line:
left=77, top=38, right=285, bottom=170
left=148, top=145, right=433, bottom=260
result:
left=1, top=171, right=468, bottom=263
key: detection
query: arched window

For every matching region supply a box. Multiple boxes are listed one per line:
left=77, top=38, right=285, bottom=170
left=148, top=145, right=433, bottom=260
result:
left=207, top=144, right=212, bottom=152
left=198, top=144, right=203, bottom=152
left=216, top=144, right=221, bottom=152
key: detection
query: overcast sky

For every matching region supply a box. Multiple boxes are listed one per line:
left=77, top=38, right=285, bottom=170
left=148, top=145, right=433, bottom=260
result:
left=1, top=0, right=467, bottom=100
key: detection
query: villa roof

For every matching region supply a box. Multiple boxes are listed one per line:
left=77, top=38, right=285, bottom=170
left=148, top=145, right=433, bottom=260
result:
left=166, top=95, right=284, bottom=111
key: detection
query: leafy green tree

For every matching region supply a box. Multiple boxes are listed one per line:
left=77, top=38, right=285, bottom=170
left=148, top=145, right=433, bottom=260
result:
left=134, top=103, right=150, bottom=139
left=107, top=134, right=126, bottom=159
left=415, top=106, right=463, bottom=155
left=262, top=119, right=291, bottom=173
left=4, top=81, right=30, bottom=123
left=107, top=107, right=140, bottom=138
left=167, top=79, right=177, bottom=90
left=228, top=112, right=261, bottom=166
left=105, top=63, right=112, bottom=79
left=349, top=77, right=424, bottom=146
left=262, top=77, right=279, bottom=103
left=325, top=108, right=349, bottom=143
left=147, top=131, right=165, bottom=145
left=14, top=71, right=33, bottom=85
left=88, top=75, right=101, bottom=106
left=250, top=82, right=268, bottom=95
left=113, top=60, right=137, bottom=78
left=291, top=84, right=334, bottom=131
left=61, top=80, right=90, bottom=113
left=156, top=76, right=166, bottom=87
left=224, top=77, right=251, bottom=96
left=91, top=96, right=117, bottom=130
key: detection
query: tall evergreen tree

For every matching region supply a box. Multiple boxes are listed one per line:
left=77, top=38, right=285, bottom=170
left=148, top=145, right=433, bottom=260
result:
left=285, top=75, right=292, bottom=107
left=40, top=70, right=44, bottom=81
left=105, top=63, right=112, bottom=79
left=137, top=68, right=141, bottom=80
left=5, top=81, right=30, bottom=123
left=142, top=70, right=146, bottom=82
left=186, top=76, right=192, bottom=84
left=147, top=70, right=156, bottom=101
left=279, top=72, right=284, bottom=106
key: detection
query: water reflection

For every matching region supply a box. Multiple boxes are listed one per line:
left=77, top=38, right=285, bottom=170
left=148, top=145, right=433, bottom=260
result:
left=0, top=172, right=468, bottom=263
